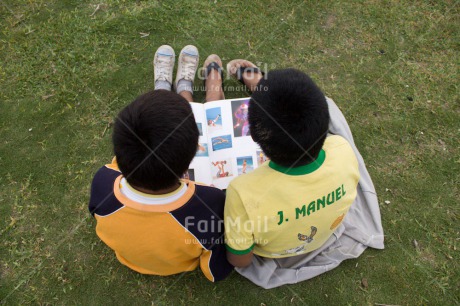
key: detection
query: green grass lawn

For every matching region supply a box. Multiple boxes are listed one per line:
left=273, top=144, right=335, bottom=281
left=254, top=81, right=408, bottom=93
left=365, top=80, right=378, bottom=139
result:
left=1, top=0, right=459, bottom=304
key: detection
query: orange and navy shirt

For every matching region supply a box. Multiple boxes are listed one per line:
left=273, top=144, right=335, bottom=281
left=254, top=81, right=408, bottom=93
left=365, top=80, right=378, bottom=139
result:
left=88, top=161, right=233, bottom=282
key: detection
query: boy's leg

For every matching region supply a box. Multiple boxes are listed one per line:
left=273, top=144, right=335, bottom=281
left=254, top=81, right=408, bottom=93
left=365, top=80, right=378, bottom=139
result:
left=205, top=69, right=223, bottom=102
left=175, top=45, right=199, bottom=102
left=179, top=91, right=194, bottom=103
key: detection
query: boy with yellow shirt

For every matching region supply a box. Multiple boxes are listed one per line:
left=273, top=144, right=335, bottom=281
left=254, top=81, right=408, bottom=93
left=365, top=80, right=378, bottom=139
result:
left=224, top=65, right=384, bottom=288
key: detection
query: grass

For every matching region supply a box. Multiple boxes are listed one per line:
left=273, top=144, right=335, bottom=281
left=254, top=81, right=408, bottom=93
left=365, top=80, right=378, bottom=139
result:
left=0, top=0, right=459, bottom=304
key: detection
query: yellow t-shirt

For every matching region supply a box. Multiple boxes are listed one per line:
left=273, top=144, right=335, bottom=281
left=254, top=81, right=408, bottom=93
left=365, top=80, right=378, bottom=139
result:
left=224, top=135, right=360, bottom=258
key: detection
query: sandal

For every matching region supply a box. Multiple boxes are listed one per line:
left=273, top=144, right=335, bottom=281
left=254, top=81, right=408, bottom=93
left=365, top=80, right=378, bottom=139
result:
left=201, top=54, right=224, bottom=88
left=227, top=59, right=265, bottom=86
left=235, top=66, right=264, bottom=84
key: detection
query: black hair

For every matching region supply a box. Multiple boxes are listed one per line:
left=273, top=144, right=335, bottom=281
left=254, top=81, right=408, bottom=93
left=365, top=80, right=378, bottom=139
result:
left=249, top=69, right=330, bottom=167
left=112, top=90, right=199, bottom=191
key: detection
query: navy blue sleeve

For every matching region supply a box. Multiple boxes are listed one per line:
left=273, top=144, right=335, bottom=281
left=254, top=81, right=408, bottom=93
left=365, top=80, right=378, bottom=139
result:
left=88, top=167, right=123, bottom=217
left=205, top=231, right=234, bottom=281
left=171, top=185, right=233, bottom=281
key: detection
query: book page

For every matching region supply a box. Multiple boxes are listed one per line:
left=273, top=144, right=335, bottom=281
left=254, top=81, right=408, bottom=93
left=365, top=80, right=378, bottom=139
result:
left=187, top=102, right=212, bottom=185
left=204, top=98, right=267, bottom=189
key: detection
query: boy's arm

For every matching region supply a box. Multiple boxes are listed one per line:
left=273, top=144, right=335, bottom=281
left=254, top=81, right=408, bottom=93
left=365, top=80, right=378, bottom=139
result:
left=88, top=160, right=122, bottom=217
left=226, top=250, right=253, bottom=268
left=224, top=184, right=255, bottom=268
left=199, top=237, right=233, bottom=281
left=178, top=187, right=233, bottom=281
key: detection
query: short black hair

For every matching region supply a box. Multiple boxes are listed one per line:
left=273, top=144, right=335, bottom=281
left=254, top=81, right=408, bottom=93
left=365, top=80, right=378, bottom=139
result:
left=113, top=90, right=199, bottom=191
left=249, top=69, right=330, bottom=167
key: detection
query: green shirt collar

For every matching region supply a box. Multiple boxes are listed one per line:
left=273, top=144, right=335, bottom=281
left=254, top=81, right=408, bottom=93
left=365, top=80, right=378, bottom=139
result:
left=268, top=149, right=326, bottom=175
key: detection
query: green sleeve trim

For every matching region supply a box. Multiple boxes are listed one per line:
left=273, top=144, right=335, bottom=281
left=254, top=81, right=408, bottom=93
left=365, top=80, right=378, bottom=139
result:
left=225, top=244, right=255, bottom=255
left=269, top=149, right=326, bottom=175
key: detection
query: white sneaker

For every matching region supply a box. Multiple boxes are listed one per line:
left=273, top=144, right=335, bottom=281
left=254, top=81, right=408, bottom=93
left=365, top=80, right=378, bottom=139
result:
left=175, top=45, right=199, bottom=89
left=153, top=45, right=175, bottom=86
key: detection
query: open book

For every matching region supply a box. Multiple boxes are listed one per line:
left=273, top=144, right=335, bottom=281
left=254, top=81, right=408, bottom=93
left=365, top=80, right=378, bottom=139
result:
left=185, top=98, right=269, bottom=189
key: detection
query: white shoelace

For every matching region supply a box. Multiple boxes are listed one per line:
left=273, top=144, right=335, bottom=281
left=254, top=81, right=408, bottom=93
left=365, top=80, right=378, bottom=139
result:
left=156, top=56, right=173, bottom=81
left=181, top=55, right=198, bottom=81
